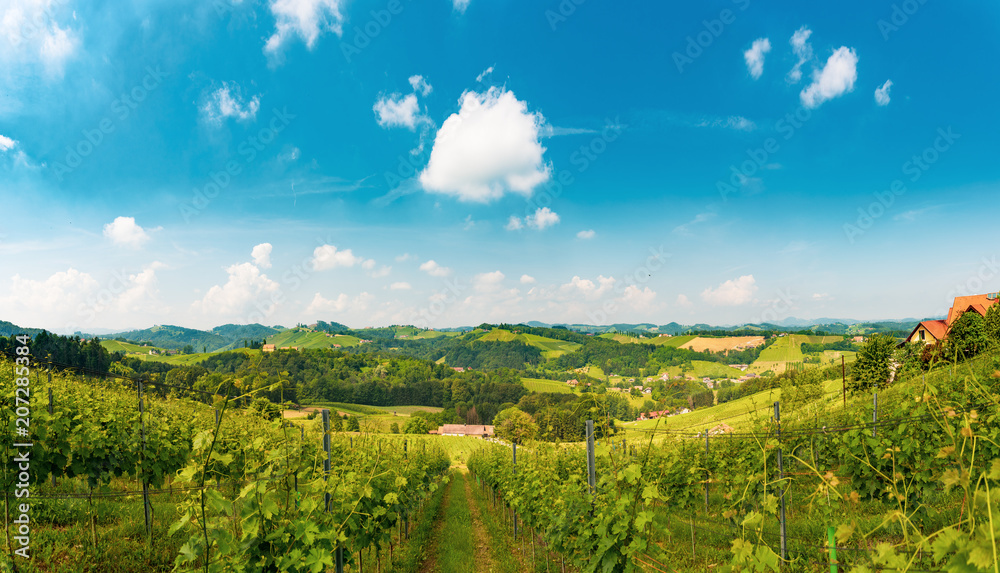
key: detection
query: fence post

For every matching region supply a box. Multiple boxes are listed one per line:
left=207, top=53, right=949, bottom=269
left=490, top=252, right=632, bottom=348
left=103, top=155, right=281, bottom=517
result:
left=585, top=420, right=596, bottom=496
left=774, top=401, right=788, bottom=565
left=139, top=381, right=151, bottom=538
left=322, top=410, right=331, bottom=511
left=48, top=373, right=56, bottom=487
left=872, top=388, right=878, bottom=438
left=704, top=430, right=710, bottom=514
left=513, top=442, right=518, bottom=539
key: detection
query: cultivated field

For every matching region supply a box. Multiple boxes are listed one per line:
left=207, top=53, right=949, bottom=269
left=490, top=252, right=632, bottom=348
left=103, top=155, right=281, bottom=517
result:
left=522, top=377, right=575, bottom=394
left=680, top=335, right=765, bottom=353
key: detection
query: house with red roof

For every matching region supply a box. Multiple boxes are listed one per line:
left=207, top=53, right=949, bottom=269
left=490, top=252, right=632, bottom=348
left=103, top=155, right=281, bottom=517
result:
left=906, top=292, right=999, bottom=345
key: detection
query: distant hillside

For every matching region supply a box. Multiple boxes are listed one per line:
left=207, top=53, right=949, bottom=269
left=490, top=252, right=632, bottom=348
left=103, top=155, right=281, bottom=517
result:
left=100, top=324, right=280, bottom=352
left=0, top=320, right=43, bottom=338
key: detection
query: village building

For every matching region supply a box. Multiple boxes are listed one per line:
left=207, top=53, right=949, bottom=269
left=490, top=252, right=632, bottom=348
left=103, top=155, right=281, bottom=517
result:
left=262, top=344, right=276, bottom=352
left=906, top=292, right=1000, bottom=345
left=433, top=424, right=495, bottom=438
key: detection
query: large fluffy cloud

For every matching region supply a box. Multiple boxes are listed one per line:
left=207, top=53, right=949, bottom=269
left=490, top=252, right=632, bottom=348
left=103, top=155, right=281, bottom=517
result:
left=311, top=245, right=363, bottom=271
left=374, top=93, right=422, bottom=130
left=701, top=275, right=757, bottom=306
left=195, top=262, right=280, bottom=316
left=103, top=217, right=152, bottom=249
left=265, top=0, right=344, bottom=55
left=743, top=38, right=771, bottom=80
left=252, top=243, right=273, bottom=269
left=419, top=88, right=550, bottom=202
left=800, top=47, right=858, bottom=109
left=419, top=260, right=451, bottom=277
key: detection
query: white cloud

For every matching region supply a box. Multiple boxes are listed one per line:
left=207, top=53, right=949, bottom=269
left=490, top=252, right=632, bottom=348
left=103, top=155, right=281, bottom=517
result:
left=473, top=271, right=505, bottom=293
left=699, top=116, right=756, bottom=131
left=520, top=274, right=536, bottom=284
left=621, top=285, right=657, bottom=311
left=114, top=263, right=168, bottom=314
left=561, top=275, right=616, bottom=300
left=195, top=262, right=280, bottom=316
left=370, top=265, right=392, bottom=278
left=5, top=268, right=99, bottom=314
left=701, top=275, right=758, bottom=306
left=800, top=47, right=858, bottom=109
left=676, top=294, right=693, bottom=308
left=419, top=87, right=550, bottom=202
left=453, top=0, right=471, bottom=13
left=0, top=135, right=16, bottom=152
left=743, top=38, right=771, bottom=80
left=390, top=282, right=411, bottom=290
left=476, top=66, right=494, bottom=83
left=252, top=243, right=273, bottom=269
left=419, top=260, right=451, bottom=277
left=373, top=93, right=423, bottom=130
left=505, top=216, right=524, bottom=231
left=812, top=293, right=830, bottom=301
left=874, top=79, right=893, bottom=106
left=526, top=207, right=560, bottom=230
left=409, top=75, right=432, bottom=96
left=311, top=245, right=363, bottom=270
left=265, top=0, right=344, bottom=55
left=0, top=0, right=78, bottom=73
left=672, top=212, right=716, bottom=236
left=305, top=292, right=349, bottom=314
left=201, top=83, right=260, bottom=125
left=787, top=27, right=813, bottom=83
left=362, top=259, right=376, bottom=270
left=395, top=253, right=412, bottom=262
left=576, top=229, right=596, bottom=240
left=103, top=217, right=152, bottom=249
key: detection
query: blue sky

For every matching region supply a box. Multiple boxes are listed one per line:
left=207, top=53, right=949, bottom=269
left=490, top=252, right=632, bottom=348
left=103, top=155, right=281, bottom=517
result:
left=1, top=0, right=998, bottom=333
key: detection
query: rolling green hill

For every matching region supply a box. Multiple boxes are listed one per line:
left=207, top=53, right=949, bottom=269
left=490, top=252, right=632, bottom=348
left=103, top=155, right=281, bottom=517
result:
left=522, top=377, right=575, bottom=394
left=478, top=329, right=581, bottom=359
left=267, top=328, right=361, bottom=349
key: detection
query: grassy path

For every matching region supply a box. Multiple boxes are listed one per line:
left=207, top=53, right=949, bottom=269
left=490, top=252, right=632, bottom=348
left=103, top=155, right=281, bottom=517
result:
left=415, top=471, right=525, bottom=573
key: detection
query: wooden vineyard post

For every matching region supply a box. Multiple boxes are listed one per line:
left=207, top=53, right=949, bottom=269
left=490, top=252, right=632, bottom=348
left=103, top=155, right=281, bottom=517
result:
left=48, top=371, right=56, bottom=487
left=139, top=381, right=151, bottom=538
left=841, top=356, right=846, bottom=408
left=704, top=430, right=711, bottom=514
left=774, top=401, right=788, bottom=565
left=872, top=388, right=878, bottom=438
left=585, top=420, right=596, bottom=496
left=828, top=526, right=839, bottom=573
left=323, top=409, right=344, bottom=572
left=512, top=442, right=518, bottom=539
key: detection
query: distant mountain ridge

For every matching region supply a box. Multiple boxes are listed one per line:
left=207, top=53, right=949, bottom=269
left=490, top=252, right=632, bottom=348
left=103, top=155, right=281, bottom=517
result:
left=2, top=316, right=932, bottom=351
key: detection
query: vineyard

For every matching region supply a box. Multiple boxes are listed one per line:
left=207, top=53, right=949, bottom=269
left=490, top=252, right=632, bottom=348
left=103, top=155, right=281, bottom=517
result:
left=0, top=353, right=451, bottom=572
left=2, top=345, right=1000, bottom=572
left=469, top=351, right=1000, bottom=572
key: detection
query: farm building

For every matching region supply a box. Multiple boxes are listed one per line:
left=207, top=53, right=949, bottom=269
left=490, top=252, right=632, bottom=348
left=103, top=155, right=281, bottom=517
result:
left=435, top=424, right=495, bottom=438
left=262, top=344, right=276, bottom=352
left=906, top=292, right=999, bottom=345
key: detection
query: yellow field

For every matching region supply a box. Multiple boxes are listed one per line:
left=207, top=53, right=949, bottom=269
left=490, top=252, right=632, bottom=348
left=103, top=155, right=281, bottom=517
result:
left=680, top=336, right=765, bottom=353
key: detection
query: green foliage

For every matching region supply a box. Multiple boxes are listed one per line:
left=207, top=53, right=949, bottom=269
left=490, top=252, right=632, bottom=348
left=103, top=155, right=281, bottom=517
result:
left=389, top=422, right=400, bottom=434
left=403, top=416, right=430, bottom=434
left=492, top=407, right=538, bottom=444
left=947, top=310, right=992, bottom=359
left=689, top=389, right=714, bottom=409
left=345, top=415, right=360, bottom=432
left=850, top=333, right=897, bottom=392
left=248, top=397, right=281, bottom=421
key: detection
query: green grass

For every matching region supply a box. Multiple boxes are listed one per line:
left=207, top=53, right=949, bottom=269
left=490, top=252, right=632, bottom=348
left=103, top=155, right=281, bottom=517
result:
left=519, top=333, right=581, bottom=359
left=659, top=360, right=746, bottom=379
left=480, top=329, right=518, bottom=342
left=267, top=328, right=361, bottom=349
left=522, top=377, right=575, bottom=394
left=100, top=339, right=161, bottom=354
left=468, top=474, right=524, bottom=573
left=303, top=402, right=388, bottom=415
left=433, top=473, right=476, bottom=573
